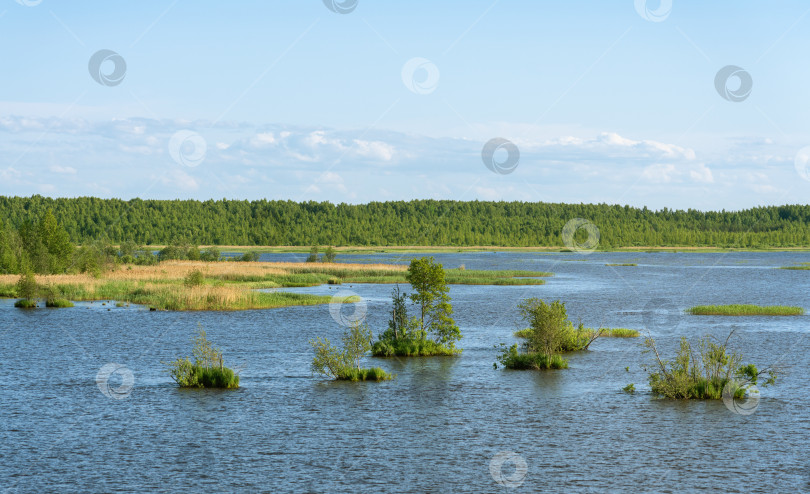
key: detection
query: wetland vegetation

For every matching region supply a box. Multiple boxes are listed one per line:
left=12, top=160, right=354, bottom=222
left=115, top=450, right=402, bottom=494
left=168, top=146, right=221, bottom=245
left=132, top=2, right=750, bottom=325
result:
left=686, top=304, right=804, bottom=316
left=310, top=321, right=392, bottom=381
left=165, top=328, right=240, bottom=389
left=643, top=331, right=775, bottom=400
left=372, top=257, right=462, bottom=357
left=496, top=299, right=603, bottom=370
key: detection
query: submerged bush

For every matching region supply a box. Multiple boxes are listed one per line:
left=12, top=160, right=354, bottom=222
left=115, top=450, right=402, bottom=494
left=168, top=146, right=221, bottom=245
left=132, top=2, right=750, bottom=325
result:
left=164, top=327, right=239, bottom=389
left=336, top=367, right=391, bottom=381
left=310, top=321, right=392, bottom=381
left=495, top=343, right=568, bottom=370
left=497, top=298, right=599, bottom=371
left=644, top=331, right=775, bottom=400
left=372, top=338, right=459, bottom=357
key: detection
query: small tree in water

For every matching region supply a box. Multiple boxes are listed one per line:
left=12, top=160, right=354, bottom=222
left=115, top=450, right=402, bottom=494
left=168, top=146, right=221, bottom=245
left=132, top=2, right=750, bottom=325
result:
left=16, top=271, right=38, bottom=301
left=306, top=246, right=319, bottom=263
left=322, top=246, right=337, bottom=263
left=406, top=257, right=460, bottom=347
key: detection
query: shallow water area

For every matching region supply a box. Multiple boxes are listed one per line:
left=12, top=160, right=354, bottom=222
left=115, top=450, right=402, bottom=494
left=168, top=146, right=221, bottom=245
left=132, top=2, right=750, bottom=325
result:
left=2, top=251, right=810, bottom=492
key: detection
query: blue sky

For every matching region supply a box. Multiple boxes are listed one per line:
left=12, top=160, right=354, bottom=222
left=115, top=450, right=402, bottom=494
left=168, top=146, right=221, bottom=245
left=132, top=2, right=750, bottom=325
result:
left=2, top=0, right=810, bottom=210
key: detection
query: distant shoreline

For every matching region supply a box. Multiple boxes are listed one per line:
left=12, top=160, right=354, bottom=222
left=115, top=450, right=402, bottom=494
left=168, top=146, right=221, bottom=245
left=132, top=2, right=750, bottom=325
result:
left=153, top=245, right=810, bottom=254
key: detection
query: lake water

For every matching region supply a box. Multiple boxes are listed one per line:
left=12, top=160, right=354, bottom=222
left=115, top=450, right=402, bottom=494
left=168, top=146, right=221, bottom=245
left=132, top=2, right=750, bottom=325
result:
left=2, top=252, right=810, bottom=492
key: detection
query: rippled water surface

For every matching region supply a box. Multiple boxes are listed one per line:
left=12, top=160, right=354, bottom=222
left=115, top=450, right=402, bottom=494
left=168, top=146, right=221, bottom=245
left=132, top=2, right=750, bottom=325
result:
left=2, top=252, right=810, bottom=492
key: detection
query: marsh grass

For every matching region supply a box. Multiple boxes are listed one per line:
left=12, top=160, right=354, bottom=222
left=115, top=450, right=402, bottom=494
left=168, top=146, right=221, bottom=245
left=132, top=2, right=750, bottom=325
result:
left=371, top=339, right=460, bottom=357
left=496, top=344, right=568, bottom=370
left=14, top=299, right=37, bottom=308
left=779, top=266, right=810, bottom=270
left=686, top=304, right=804, bottom=316
left=514, top=327, right=639, bottom=340
left=187, top=365, right=239, bottom=388
left=606, top=263, right=637, bottom=266
left=336, top=367, right=393, bottom=381
left=644, top=331, right=775, bottom=400
left=165, top=328, right=239, bottom=389
left=0, top=262, right=365, bottom=311
left=45, top=298, right=74, bottom=308
left=0, top=261, right=552, bottom=310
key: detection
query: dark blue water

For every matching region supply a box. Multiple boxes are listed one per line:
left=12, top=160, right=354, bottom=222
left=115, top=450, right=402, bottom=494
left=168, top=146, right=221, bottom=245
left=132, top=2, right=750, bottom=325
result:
left=2, top=252, right=810, bottom=493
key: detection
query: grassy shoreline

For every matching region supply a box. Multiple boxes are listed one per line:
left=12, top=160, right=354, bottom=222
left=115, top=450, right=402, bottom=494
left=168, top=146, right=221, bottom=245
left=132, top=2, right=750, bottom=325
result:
left=178, top=245, right=810, bottom=254
left=686, top=304, right=804, bottom=316
left=0, top=261, right=551, bottom=311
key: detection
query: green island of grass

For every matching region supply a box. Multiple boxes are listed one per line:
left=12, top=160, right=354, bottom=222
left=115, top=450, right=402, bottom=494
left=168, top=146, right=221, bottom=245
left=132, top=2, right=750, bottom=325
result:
left=779, top=266, right=810, bottom=270
left=605, top=263, right=637, bottom=266
left=165, top=328, right=240, bottom=389
left=686, top=304, right=804, bottom=316
left=497, top=344, right=568, bottom=370
left=333, top=367, right=392, bottom=381
left=372, top=338, right=459, bottom=357
left=514, top=327, right=640, bottom=339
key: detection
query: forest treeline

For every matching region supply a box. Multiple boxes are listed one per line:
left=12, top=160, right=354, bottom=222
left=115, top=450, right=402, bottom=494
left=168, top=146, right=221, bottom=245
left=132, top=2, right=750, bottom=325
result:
left=2, top=195, right=810, bottom=248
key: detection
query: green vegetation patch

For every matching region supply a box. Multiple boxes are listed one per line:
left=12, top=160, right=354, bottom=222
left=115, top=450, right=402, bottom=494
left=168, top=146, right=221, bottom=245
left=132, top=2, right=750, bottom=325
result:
left=165, top=328, right=239, bottom=389
left=644, top=332, right=775, bottom=400
left=311, top=321, right=393, bottom=382
left=606, top=263, right=637, bottom=266
left=514, top=327, right=639, bottom=339
left=372, top=260, right=463, bottom=358
left=686, top=304, right=804, bottom=316
left=45, top=298, right=74, bottom=308
left=14, top=299, right=37, bottom=308
left=372, top=338, right=459, bottom=357
left=496, top=344, right=568, bottom=370
left=336, top=367, right=393, bottom=381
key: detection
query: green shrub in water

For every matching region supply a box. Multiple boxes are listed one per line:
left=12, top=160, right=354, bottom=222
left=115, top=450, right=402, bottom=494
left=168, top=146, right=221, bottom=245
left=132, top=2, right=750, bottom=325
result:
left=164, top=327, right=239, bottom=389
left=644, top=331, right=776, bottom=400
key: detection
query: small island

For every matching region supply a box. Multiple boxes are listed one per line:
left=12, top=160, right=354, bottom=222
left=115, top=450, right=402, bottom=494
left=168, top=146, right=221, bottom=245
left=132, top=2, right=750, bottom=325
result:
left=686, top=304, right=804, bottom=316
left=496, top=299, right=607, bottom=370
left=372, top=257, right=462, bottom=357
left=644, top=330, right=775, bottom=400
left=310, top=321, right=392, bottom=381
left=165, top=328, right=240, bottom=389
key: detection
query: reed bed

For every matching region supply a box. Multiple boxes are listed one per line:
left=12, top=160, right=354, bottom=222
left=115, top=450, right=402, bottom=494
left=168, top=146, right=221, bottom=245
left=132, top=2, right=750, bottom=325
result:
left=1, top=261, right=552, bottom=310
left=686, top=304, right=804, bottom=316
left=514, top=327, right=640, bottom=339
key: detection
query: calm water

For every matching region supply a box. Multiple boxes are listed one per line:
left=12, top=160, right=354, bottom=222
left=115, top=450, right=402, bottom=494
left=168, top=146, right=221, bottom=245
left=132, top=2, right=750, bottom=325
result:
left=2, top=252, right=810, bottom=493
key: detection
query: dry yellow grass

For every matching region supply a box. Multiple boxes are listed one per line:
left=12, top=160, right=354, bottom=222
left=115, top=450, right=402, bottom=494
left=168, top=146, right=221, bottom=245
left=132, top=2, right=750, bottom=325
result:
left=0, top=260, right=406, bottom=286
left=0, top=261, right=401, bottom=311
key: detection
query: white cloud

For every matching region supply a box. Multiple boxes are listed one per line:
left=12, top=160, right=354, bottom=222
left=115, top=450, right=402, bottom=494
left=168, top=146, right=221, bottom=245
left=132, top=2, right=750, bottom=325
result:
left=0, top=116, right=800, bottom=209
left=642, top=164, right=677, bottom=183
left=158, top=170, right=199, bottom=191
left=352, top=139, right=395, bottom=161
left=689, top=163, right=714, bottom=183
left=49, top=165, right=77, bottom=174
